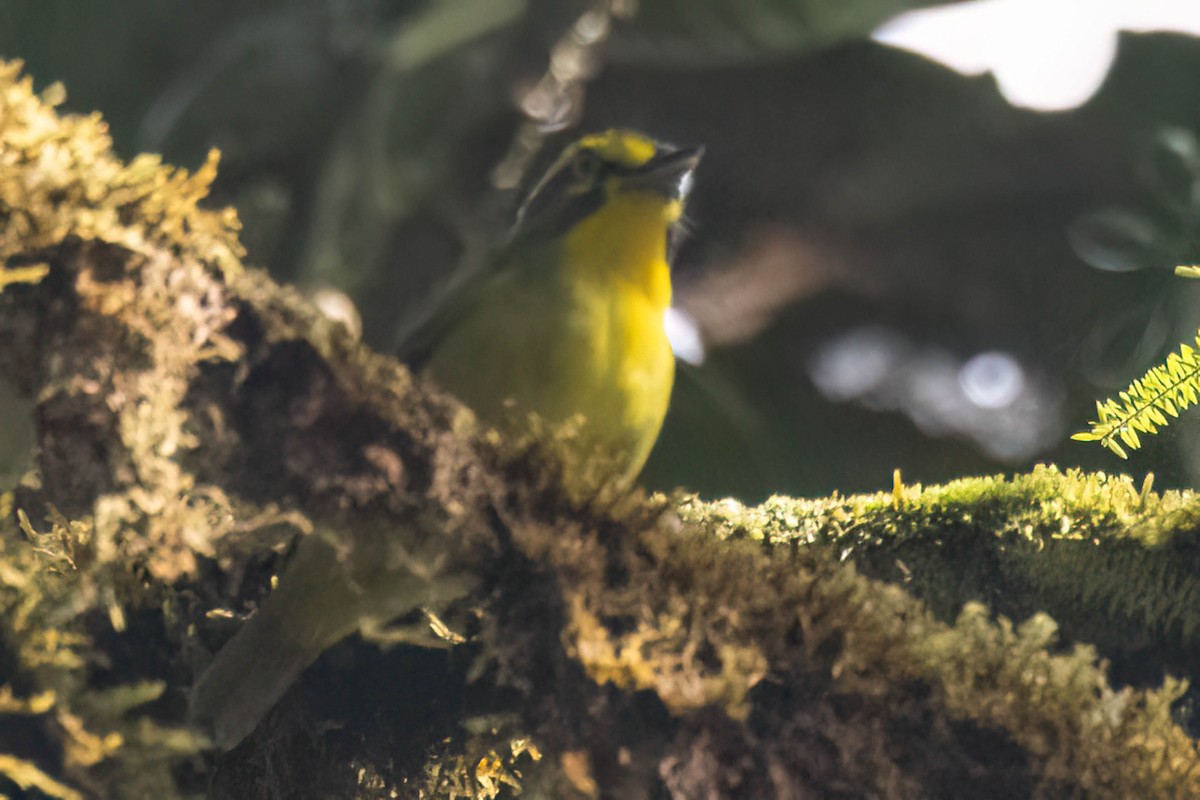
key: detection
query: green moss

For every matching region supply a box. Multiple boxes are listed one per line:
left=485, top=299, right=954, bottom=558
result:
left=550, top=480, right=1200, bottom=797
left=681, top=466, right=1200, bottom=655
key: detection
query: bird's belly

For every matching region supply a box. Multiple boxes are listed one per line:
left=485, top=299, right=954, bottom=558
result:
left=424, top=277, right=674, bottom=480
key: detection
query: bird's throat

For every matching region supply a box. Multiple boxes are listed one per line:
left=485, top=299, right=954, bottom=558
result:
left=563, top=191, right=676, bottom=310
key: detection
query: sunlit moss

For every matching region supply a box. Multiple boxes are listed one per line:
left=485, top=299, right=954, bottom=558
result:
left=547, top=471, right=1200, bottom=797
left=680, top=466, right=1200, bottom=659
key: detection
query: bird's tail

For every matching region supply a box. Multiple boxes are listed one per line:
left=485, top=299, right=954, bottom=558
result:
left=190, top=526, right=477, bottom=750
left=189, top=586, right=338, bottom=750
left=189, top=536, right=369, bottom=750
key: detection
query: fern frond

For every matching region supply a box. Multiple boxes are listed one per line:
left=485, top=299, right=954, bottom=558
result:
left=1073, top=331, right=1200, bottom=458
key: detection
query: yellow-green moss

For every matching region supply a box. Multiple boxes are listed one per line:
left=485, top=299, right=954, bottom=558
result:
left=556, top=483, right=1200, bottom=797
left=681, top=466, right=1200, bottom=650
left=0, top=496, right=207, bottom=799
left=681, top=466, right=1193, bottom=550
left=0, top=61, right=243, bottom=275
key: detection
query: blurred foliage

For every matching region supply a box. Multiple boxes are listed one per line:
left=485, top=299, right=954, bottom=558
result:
left=1070, top=128, right=1200, bottom=276
left=613, top=0, right=937, bottom=64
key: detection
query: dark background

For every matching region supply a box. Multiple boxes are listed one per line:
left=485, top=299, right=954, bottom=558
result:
left=4, top=0, right=1199, bottom=502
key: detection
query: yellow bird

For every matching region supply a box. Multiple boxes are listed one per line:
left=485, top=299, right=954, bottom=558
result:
left=405, top=129, right=702, bottom=484
left=191, top=130, right=703, bottom=748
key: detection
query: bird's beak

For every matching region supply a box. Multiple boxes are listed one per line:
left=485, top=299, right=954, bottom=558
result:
left=629, top=144, right=704, bottom=200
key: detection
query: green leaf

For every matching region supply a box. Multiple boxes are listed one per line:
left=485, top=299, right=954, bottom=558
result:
left=1144, top=127, right=1200, bottom=213
left=1076, top=330, right=1200, bottom=458
left=1068, top=209, right=1167, bottom=273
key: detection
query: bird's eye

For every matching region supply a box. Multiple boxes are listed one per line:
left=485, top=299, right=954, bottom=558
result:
left=571, top=150, right=604, bottom=183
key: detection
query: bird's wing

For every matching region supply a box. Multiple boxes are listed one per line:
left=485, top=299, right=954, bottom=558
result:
left=395, top=250, right=508, bottom=369
left=395, top=236, right=551, bottom=369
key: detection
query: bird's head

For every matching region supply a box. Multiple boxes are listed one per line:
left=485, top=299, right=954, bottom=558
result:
left=513, top=129, right=703, bottom=241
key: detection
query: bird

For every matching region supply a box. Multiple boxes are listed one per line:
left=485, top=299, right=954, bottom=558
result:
left=403, top=128, right=702, bottom=485
left=190, top=129, right=703, bottom=749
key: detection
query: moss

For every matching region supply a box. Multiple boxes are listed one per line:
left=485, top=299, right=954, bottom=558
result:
left=0, top=494, right=206, bottom=799
left=515, top=478, right=1200, bottom=797
left=680, top=467, right=1200, bottom=685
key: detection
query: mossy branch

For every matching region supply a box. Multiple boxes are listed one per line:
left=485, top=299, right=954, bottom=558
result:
left=3, top=59, right=1200, bottom=799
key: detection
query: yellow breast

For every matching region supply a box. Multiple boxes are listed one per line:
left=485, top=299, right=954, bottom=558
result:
left=424, top=190, right=677, bottom=484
